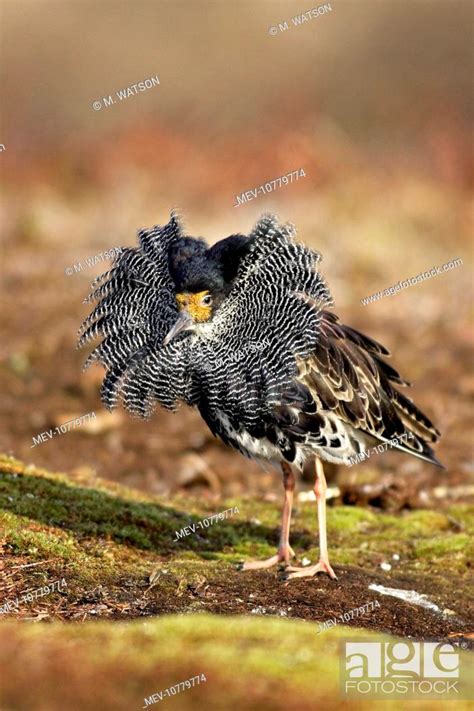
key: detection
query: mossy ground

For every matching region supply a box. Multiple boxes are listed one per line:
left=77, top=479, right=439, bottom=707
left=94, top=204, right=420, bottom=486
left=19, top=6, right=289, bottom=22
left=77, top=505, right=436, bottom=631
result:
left=0, top=615, right=473, bottom=711
left=1, top=454, right=473, bottom=709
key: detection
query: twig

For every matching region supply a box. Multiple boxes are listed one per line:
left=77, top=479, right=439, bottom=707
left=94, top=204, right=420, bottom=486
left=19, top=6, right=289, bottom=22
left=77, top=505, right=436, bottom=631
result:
left=11, top=558, right=59, bottom=570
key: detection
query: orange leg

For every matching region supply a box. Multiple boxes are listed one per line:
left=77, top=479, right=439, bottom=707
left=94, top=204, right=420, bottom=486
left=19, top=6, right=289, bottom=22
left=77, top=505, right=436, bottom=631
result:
left=284, top=458, right=337, bottom=580
left=238, top=462, right=296, bottom=570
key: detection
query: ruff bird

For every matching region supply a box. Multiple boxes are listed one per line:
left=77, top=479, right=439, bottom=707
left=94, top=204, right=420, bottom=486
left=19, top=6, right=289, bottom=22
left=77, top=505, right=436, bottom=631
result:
left=78, top=212, right=441, bottom=580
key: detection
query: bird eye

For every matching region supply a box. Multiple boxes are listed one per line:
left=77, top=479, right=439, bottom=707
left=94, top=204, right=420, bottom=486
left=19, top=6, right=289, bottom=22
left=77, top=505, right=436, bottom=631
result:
left=202, top=295, right=212, bottom=306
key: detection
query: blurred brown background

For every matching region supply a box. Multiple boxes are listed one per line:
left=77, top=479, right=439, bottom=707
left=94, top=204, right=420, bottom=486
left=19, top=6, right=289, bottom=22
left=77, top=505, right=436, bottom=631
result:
left=0, top=0, right=472, bottom=504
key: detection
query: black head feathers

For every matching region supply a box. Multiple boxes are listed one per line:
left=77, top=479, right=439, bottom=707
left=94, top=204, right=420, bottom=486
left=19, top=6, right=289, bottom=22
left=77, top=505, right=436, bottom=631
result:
left=168, top=232, right=252, bottom=294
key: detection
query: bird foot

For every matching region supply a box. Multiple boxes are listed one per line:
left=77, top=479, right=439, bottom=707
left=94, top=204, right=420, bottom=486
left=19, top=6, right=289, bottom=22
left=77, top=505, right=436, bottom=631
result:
left=237, top=546, right=295, bottom=571
left=281, top=558, right=338, bottom=581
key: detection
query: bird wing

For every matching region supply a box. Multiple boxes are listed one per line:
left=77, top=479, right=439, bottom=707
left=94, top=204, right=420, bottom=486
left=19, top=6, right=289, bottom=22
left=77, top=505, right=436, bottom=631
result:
left=78, top=212, right=192, bottom=414
left=276, top=309, right=441, bottom=466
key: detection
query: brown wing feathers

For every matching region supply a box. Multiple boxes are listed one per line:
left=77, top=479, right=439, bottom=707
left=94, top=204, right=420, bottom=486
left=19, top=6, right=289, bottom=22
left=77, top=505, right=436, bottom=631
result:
left=300, top=311, right=442, bottom=466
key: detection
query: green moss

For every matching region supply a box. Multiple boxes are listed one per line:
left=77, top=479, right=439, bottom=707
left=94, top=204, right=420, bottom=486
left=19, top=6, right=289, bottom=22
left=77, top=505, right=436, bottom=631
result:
left=0, top=614, right=472, bottom=710
left=0, top=454, right=472, bottom=707
left=381, top=510, right=452, bottom=537
left=414, top=534, right=471, bottom=562
left=446, top=505, right=474, bottom=534
left=0, top=453, right=472, bottom=595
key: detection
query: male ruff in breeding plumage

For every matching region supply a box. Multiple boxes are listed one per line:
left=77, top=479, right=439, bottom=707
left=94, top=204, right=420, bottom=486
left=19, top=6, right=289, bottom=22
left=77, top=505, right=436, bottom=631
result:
left=78, top=212, right=441, bottom=581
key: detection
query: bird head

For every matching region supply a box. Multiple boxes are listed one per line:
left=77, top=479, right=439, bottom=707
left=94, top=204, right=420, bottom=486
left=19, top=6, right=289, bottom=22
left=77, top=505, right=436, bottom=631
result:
left=163, top=233, right=252, bottom=345
left=163, top=289, right=214, bottom=345
left=176, top=291, right=214, bottom=322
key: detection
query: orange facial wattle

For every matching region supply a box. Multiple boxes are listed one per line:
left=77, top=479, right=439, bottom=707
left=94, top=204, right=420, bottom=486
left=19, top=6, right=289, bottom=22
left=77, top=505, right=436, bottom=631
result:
left=176, top=291, right=212, bottom=323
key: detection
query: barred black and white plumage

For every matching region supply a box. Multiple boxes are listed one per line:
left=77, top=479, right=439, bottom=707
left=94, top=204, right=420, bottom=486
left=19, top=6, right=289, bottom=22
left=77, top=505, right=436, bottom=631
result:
left=78, top=211, right=442, bottom=580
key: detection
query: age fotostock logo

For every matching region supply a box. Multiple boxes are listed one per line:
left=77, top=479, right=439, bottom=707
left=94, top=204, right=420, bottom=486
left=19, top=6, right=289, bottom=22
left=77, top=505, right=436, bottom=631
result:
left=340, top=640, right=464, bottom=699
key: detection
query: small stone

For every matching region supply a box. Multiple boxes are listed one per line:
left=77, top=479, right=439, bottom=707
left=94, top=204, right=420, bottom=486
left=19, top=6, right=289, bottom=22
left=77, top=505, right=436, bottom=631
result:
left=53, top=411, right=123, bottom=434
left=380, top=562, right=392, bottom=572
left=298, top=491, right=316, bottom=502
left=263, top=493, right=277, bottom=503
left=8, top=352, right=30, bottom=376
left=176, top=453, right=221, bottom=493
left=392, top=554, right=400, bottom=561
